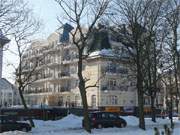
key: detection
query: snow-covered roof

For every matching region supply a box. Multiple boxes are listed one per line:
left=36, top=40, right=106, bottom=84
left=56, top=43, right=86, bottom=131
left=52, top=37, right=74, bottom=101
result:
left=88, top=49, right=132, bottom=60
left=0, top=78, right=17, bottom=91
left=89, top=49, right=115, bottom=57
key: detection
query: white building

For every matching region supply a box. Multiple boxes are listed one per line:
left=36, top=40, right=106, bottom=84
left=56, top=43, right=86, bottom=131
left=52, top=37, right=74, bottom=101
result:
left=21, top=24, right=164, bottom=112
left=0, top=78, right=20, bottom=107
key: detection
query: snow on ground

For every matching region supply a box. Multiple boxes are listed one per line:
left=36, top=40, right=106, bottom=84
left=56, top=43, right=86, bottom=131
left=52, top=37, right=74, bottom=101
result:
left=1, top=114, right=180, bottom=135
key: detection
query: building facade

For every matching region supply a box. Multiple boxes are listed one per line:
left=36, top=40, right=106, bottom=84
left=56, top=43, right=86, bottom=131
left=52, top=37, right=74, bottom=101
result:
left=0, top=78, right=20, bottom=107
left=22, top=25, right=163, bottom=111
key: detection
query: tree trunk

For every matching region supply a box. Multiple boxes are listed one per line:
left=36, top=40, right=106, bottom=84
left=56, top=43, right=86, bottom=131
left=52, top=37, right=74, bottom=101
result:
left=136, top=52, right=145, bottom=130
left=151, top=96, right=156, bottom=122
left=77, top=51, right=91, bottom=133
left=170, top=94, right=173, bottom=129
left=172, top=28, right=179, bottom=113
left=173, top=57, right=179, bottom=113
left=151, top=42, right=157, bottom=122
left=18, top=88, right=35, bottom=127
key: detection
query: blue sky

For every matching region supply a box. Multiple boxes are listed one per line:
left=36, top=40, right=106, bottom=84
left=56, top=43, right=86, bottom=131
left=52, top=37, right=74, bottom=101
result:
left=2, top=0, right=63, bottom=82
left=27, top=0, right=61, bottom=38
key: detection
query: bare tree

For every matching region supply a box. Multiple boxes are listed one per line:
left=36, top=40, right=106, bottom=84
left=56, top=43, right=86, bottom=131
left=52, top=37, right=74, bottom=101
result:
left=0, top=0, right=31, bottom=35
left=142, top=0, right=168, bottom=122
left=110, top=0, right=168, bottom=129
left=55, top=0, right=109, bottom=132
left=9, top=7, right=41, bottom=127
left=165, top=0, right=180, bottom=113
left=109, top=0, right=151, bottom=130
left=161, top=69, right=175, bottom=129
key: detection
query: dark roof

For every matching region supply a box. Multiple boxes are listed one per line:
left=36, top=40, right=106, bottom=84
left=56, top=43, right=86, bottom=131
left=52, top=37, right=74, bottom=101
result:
left=86, top=28, right=111, bottom=53
left=0, top=30, right=10, bottom=46
left=60, top=23, right=74, bottom=43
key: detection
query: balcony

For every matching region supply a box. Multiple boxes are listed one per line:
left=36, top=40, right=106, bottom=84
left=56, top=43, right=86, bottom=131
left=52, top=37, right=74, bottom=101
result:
left=23, top=88, right=50, bottom=94
left=33, top=73, right=53, bottom=83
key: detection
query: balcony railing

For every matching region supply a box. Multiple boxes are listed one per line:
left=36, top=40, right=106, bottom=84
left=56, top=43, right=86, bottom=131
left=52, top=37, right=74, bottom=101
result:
left=24, top=88, right=53, bottom=94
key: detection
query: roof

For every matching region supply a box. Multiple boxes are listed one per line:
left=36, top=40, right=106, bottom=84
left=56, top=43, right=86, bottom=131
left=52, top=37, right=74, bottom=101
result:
left=87, top=28, right=111, bottom=53
left=0, top=78, right=17, bottom=91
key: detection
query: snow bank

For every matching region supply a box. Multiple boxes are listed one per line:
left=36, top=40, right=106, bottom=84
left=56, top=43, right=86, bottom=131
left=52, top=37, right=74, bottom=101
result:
left=0, top=131, right=29, bottom=135
left=43, top=114, right=82, bottom=129
left=32, top=114, right=83, bottom=134
left=121, top=116, right=139, bottom=126
left=1, top=115, right=180, bottom=135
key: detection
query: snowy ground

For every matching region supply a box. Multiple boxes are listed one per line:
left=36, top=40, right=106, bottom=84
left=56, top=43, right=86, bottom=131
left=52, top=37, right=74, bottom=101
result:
left=1, top=114, right=180, bottom=135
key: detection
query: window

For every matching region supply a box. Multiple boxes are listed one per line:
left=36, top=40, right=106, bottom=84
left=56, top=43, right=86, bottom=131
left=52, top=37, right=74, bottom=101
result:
left=108, top=79, right=116, bottom=90
left=107, top=95, right=118, bottom=105
left=144, top=98, right=150, bottom=105
left=91, top=95, right=96, bottom=107
left=107, top=62, right=116, bottom=73
left=108, top=79, right=116, bottom=87
left=58, top=96, right=63, bottom=106
left=130, top=100, right=134, bottom=104
left=112, top=96, right=118, bottom=105
left=109, top=113, right=117, bottom=119
left=102, top=113, right=109, bottom=119
left=118, top=67, right=128, bottom=74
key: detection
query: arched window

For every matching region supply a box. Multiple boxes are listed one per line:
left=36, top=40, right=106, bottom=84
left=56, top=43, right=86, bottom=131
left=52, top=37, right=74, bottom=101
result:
left=91, top=95, right=96, bottom=108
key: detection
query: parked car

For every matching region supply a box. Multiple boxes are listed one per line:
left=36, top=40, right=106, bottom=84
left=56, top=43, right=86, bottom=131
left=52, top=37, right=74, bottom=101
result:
left=82, top=111, right=127, bottom=128
left=0, top=115, right=31, bottom=133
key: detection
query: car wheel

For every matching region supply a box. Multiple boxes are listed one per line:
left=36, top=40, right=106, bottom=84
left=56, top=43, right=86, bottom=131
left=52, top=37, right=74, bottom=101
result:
left=97, top=124, right=102, bottom=129
left=22, top=127, right=27, bottom=132
left=120, top=123, right=125, bottom=128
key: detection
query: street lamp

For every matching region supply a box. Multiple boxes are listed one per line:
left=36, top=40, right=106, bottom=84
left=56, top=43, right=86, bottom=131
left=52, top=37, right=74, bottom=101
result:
left=0, top=29, right=10, bottom=78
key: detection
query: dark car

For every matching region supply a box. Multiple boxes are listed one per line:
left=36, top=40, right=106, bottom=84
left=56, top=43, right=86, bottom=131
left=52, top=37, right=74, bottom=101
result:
left=0, top=115, right=31, bottom=133
left=83, top=112, right=127, bottom=128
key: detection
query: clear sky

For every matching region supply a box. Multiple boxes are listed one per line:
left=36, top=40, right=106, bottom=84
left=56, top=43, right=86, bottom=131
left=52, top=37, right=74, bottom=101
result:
left=2, top=0, right=62, bottom=83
